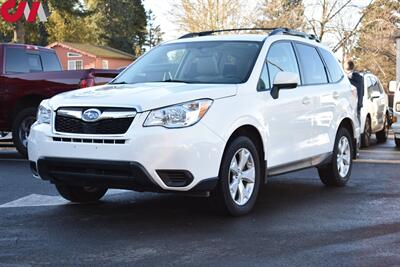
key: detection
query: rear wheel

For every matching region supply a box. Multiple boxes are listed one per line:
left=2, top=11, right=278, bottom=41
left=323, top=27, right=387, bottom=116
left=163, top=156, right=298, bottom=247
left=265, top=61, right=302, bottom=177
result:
left=12, top=107, right=37, bottom=157
left=318, top=127, right=353, bottom=187
left=56, top=184, right=107, bottom=203
left=376, top=114, right=389, bottom=143
left=361, top=116, right=371, bottom=148
left=213, top=136, right=261, bottom=216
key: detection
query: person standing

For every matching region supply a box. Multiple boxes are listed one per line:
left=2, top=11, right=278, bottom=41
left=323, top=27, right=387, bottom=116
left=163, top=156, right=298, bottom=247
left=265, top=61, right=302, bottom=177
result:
left=344, top=60, right=364, bottom=124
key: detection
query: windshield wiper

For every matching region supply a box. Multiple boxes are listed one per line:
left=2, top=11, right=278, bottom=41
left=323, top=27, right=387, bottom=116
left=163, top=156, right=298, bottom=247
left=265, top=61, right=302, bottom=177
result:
left=110, top=81, right=128, bottom=85
left=159, top=79, right=192, bottom=83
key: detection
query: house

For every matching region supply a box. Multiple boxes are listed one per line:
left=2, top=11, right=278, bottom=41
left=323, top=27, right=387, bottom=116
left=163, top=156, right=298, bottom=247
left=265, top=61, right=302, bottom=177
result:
left=47, top=42, right=134, bottom=70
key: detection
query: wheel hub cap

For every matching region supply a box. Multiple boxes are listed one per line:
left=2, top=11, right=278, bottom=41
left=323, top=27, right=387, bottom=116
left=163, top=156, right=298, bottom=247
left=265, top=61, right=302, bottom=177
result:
left=229, top=148, right=255, bottom=206
left=337, top=136, right=351, bottom=178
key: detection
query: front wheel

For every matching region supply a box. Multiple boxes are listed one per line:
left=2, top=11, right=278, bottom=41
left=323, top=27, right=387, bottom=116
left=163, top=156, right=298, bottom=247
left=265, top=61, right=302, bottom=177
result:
left=318, top=127, right=354, bottom=187
left=361, top=116, right=371, bottom=148
left=212, top=136, right=262, bottom=216
left=12, top=107, right=37, bottom=157
left=56, top=184, right=108, bottom=203
left=376, top=114, right=389, bottom=143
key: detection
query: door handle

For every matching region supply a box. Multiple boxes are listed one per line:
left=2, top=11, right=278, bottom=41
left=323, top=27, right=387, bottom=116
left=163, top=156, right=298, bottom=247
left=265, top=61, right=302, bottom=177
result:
left=302, top=97, right=311, bottom=105
left=332, top=91, right=340, bottom=99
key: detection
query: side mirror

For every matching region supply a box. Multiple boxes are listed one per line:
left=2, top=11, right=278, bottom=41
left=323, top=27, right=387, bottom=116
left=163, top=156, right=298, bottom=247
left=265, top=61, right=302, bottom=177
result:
left=271, top=71, right=300, bottom=99
left=371, top=91, right=380, bottom=99
left=389, top=81, right=398, bottom=94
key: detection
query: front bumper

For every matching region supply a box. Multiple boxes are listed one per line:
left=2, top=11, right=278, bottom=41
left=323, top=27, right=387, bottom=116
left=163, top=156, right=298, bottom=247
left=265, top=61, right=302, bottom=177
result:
left=28, top=113, right=225, bottom=192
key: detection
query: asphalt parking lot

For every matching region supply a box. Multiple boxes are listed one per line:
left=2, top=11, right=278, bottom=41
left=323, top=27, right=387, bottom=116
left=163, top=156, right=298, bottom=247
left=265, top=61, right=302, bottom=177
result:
left=0, top=136, right=399, bottom=267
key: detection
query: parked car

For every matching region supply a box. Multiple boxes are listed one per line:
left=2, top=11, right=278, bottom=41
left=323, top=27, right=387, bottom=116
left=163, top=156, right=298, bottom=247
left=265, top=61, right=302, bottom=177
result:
left=391, top=82, right=400, bottom=147
left=359, top=73, right=390, bottom=148
left=28, top=28, right=360, bottom=216
left=0, top=43, right=121, bottom=156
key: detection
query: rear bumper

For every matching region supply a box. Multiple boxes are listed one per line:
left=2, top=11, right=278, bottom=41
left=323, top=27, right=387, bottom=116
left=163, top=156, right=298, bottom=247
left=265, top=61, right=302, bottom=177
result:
left=32, top=158, right=218, bottom=193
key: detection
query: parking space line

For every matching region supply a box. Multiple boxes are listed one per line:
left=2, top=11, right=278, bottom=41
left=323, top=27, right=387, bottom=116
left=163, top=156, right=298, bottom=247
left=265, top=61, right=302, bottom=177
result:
left=360, top=150, right=400, bottom=154
left=355, top=159, right=400, bottom=164
left=0, top=189, right=129, bottom=209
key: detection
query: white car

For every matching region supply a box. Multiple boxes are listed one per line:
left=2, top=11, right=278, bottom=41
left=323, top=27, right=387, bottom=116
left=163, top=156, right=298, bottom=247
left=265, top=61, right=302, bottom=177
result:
left=359, top=73, right=390, bottom=147
left=28, top=28, right=359, bottom=216
left=391, top=82, right=400, bottom=147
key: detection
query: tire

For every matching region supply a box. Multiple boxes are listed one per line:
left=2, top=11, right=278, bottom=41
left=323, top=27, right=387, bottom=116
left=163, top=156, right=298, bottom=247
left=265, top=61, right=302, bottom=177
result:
left=12, top=107, right=37, bottom=157
left=318, top=127, right=353, bottom=187
left=212, top=136, right=262, bottom=216
left=376, top=114, right=389, bottom=143
left=396, top=138, right=400, bottom=148
left=55, top=184, right=107, bottom=203
left=361, top=116, right=371, bottom=148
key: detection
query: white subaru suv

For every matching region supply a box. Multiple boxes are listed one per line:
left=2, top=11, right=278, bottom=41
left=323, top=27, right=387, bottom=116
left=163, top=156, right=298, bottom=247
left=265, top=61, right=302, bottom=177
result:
left=28, top=28, right=359, bottom=216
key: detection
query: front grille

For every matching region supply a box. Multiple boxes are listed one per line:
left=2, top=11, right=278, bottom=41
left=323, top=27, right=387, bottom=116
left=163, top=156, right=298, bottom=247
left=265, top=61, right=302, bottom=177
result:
left=55, top=107, right=136, bottom=135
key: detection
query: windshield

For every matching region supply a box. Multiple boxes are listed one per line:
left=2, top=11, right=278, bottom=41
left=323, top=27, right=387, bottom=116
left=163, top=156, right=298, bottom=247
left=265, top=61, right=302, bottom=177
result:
left=112, top=41, right=262, bottom=85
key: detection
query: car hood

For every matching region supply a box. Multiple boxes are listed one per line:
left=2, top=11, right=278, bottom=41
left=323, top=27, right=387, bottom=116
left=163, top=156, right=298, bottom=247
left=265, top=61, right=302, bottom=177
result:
left=49, top=83, right=237, bottom=112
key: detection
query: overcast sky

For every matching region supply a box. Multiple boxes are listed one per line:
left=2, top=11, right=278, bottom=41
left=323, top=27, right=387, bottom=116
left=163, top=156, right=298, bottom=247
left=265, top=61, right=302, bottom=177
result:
left=143, top=0, right=372, bottom=42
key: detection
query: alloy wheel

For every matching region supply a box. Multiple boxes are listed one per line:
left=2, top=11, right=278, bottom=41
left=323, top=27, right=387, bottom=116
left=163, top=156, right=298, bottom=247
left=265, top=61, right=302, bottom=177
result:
left=228, top=148, right=256, bottom=206
left=337, top=136, right=351, bottom=178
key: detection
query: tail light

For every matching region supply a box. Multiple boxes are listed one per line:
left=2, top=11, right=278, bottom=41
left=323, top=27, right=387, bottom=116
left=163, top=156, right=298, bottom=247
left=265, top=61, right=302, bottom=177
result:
left=79, top=78, right=95, bottom=88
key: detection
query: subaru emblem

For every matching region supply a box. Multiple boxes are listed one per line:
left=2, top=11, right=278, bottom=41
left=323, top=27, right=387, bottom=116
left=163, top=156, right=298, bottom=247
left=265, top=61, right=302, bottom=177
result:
left=82, top=108, right=101, bottom=122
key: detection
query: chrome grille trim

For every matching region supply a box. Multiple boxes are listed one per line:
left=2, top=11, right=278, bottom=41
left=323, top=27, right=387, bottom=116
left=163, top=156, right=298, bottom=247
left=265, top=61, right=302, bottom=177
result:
left=57, top=108, right=137, bottom=121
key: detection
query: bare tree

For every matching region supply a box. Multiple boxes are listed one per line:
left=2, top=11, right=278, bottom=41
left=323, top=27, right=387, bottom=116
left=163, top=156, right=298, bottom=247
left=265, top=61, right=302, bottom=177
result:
left=255, top=0, right=306, bottom=30
left=170, top=0, right=253, bottom=33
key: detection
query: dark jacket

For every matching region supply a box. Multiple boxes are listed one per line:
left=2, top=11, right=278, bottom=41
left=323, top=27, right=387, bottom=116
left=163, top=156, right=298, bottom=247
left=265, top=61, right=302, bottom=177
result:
left=349, top=72, right=364, bottom=111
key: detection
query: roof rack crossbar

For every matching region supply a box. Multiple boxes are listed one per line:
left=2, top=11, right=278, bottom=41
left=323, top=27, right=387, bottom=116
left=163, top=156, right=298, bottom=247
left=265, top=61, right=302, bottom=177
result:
left=269, top=28, right=321, bottom=42
left=179, top=27, right=320, bottom=43
left=179, top=28, right=279, bottom=39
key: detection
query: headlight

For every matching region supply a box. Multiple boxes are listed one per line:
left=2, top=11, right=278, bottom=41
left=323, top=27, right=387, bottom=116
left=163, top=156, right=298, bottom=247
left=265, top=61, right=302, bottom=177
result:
left=37, top=101, right=52, bottom=124
left=396, top=103, right=400, bottom=112
left=144, top=99, right=213, bottom=128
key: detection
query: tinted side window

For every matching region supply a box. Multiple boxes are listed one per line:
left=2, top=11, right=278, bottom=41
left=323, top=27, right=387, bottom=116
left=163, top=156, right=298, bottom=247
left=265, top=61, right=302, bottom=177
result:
left=295, top=43, right=328, bottom=85
left=267, top=42, right=300, bottom=87
left=319, top=48, right=344, bottom=83
left=5, top=47, right=29, bottom=74
left=41, top=51, right=62, bottom=71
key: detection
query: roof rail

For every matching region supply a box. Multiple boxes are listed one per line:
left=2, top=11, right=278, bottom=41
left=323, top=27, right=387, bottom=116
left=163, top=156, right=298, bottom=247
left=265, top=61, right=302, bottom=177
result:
left=178, top=28, right=278, bottom=39
left=178, top=27, right=321, bottom=43
left=269, top=28, right=320, bottom=42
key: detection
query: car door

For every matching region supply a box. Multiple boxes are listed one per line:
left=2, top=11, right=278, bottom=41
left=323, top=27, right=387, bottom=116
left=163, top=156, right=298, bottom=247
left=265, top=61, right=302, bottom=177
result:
left=293, top=43, right=333, bottom=157
left=374, top=77, right=387, bottom=130
left=262, top=41, right=316, bottom=168
left=368, top=76, right=382, bottom=131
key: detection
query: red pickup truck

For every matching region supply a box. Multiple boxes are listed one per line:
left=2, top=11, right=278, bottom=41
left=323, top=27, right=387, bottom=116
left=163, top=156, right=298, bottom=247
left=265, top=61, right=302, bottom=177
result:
left=0, top=43, right=121, bottom=156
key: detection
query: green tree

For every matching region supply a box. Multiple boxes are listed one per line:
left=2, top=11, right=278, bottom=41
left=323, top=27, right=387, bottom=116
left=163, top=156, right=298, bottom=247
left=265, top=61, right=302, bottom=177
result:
left=352, top=0, right=400, bottom=87
left=46, top=10, right=95, bottom=44
left=146, top=9, right=163, bottom=49
left=87, top=0, right=147, bottom=56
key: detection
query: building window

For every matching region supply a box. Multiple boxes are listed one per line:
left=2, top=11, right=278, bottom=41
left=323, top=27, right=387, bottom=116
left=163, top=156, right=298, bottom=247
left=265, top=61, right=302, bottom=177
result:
left=68, top=60, right=83, bottom=70
left=67, top=52, right=82, bottom=58
left=102, top=60, right=109, bottom=69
